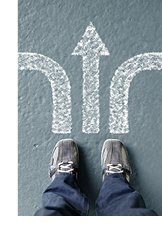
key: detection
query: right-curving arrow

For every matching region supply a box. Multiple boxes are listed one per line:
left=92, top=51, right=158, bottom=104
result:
left=72, top=22, right=109, bottom=133
left=109, top=52, right=162, bottom=134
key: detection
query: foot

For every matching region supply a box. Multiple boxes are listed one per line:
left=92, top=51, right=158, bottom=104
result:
left=49, top=139, right=79, bottom=180
left=101, top=139, right=132, bottom=181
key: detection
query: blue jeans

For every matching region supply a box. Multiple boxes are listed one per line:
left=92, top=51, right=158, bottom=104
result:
left=35, top=173, right=157, bottom=216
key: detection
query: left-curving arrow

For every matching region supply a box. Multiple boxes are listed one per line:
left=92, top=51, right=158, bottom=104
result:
left=72, top=22, right=109, bottom=133
left=18, top=52, right=72, bottom=133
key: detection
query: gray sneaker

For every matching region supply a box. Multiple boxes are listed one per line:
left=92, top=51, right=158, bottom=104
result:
left=49, top=139, right=79, bottom=180
left=101, top=139, right=132, bottom=181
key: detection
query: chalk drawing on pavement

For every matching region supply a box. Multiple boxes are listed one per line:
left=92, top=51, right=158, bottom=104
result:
left=72, top=22, right=109, bottom=133
left=109, top=52, right=162, bottom=134
left=18, top=52, right=72, bottom=133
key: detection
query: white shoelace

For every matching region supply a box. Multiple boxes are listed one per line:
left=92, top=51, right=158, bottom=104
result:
left=58, top=161, right=74, bottom=173
left=105, top=163, right=123, bottom=174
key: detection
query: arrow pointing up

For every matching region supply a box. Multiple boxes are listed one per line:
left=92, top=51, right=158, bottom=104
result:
left=72, top=22, right=109, bottom=133
left=72, top=22, right=109, bottom=56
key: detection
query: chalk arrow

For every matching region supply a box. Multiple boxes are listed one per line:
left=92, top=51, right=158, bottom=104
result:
left=72, top=22, right=109, bottom=133
left=18, top=52, right=72, bottom=134
left=109, top=52, right=162, bottom=134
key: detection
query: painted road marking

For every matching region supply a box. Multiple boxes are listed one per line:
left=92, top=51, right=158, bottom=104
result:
left=18, top=52, right=72, bottom=133
left=109, top=52, right=162, bottom=134
left=72, top=22, right=109, bottom=133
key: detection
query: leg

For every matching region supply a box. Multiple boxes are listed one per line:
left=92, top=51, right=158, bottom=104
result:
left=35, top=173, right=89, bottom=216
left=96, top=139, right=157, bottom=216
left=35, top=139, right=89, bottom=216
left=96, top=173, right=157, bottom=216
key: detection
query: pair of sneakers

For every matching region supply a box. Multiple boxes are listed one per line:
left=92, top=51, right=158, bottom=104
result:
left=49, top=139, right=132, bottom=181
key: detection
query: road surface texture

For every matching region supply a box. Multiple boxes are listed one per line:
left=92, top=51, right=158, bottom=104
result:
left=18, top=0, right=162, bottom=215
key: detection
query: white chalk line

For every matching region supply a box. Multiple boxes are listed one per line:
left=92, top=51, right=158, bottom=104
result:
left=18, top=52, right=72, bottom=133
left=109, top=52, right=162, bottom=134
left=72, top=22, right=109, bottom=133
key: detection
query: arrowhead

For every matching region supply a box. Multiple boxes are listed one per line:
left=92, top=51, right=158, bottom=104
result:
left=72, top=22, right=109, bottom=56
